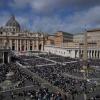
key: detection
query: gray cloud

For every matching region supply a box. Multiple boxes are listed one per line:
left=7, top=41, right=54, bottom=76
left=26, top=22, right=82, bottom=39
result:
left=1, top=6, right=100, bottom=33
left=30, top=6, right=100, bottom=33
left=0, top=13, right=11, bottom=26
left=1, top=1, right=100, bottom=34
left=9, top=0, right=31, bottom=8
left=8, top=0, right=100, bottom=13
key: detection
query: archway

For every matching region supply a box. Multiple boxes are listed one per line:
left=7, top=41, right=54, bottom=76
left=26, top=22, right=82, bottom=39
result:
left=39, top=44, right=42, bottom=51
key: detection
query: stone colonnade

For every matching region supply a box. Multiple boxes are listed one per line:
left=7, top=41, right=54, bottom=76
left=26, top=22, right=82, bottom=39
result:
left=44, top=46, right=100, bottom=59
left=75, top=49, right=100, bottom=59
left=8, top=38, right=44, bottom=52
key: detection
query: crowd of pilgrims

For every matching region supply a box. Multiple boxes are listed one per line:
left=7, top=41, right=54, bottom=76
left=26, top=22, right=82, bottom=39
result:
left=0, top=63, right=65, bottom=100
left=18, top=54, right=100, bottom=99
left=0, top=53, right=100, bottom=100
left=18, top=54, right=100, bottom=79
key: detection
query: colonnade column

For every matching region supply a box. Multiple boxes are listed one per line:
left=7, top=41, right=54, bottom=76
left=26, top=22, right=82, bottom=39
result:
left=2, top=52, right=4, bottom=64
left=26, top=39, right=28, bottom=51
left=41, top=40, right=44, bottom=51
left=32, top=40, right=34, bottom=51
left=87, top=51, right=89, bottom=59
left=9, top=40, right=12, bottom=50
left=27, top=40, right=30, bottom=51
left=36, top=39, right=39, bottom=51
left=20, top=39, right=21, bottom=52
left=16, top=39, right=18, bottom=52
left=89, top=50, right=92, bottom=59
left=24, top=40, right=26, bottom=52
left=95, top=51, right=98, bottom=59
left=98, top=51, right=100, bottom=59
left=34, top=39, right=36, bottom=50
left=94, top=50, right=97, bottom=59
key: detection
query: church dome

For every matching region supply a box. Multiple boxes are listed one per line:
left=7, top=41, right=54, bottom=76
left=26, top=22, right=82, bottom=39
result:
left=5, top=16, right=20, bottom=30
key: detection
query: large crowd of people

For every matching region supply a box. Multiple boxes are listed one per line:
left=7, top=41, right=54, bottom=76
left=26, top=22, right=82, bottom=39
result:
left=0, top=64, right=8, bottom=84
left=18, top=55, right=54, bottom=67
left=0, top=53, right=100, bottom=100
left=0, top=63, right=65, bottom=100
left=18, top=54, right=100, bottom=100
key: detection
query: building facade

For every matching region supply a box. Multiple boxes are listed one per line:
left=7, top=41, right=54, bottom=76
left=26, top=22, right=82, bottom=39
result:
left=44, top=29, right=100, bottom=59
left=0, top=16, right=45, bottom=54
left=54, top=31, right=73, bottom=47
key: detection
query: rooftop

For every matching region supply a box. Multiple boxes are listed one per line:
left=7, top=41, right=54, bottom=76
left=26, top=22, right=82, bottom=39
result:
left=87, top=28, right=100, bottom=32
left=57, top=31, right=73, bottom=36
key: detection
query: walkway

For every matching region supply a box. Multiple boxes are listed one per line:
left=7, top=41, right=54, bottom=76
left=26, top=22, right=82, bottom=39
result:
left=36, top=55, right=78, bottom=65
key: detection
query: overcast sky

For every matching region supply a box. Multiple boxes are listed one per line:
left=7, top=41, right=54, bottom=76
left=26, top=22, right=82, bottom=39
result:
left=0, top=0, right=100, bottom=34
